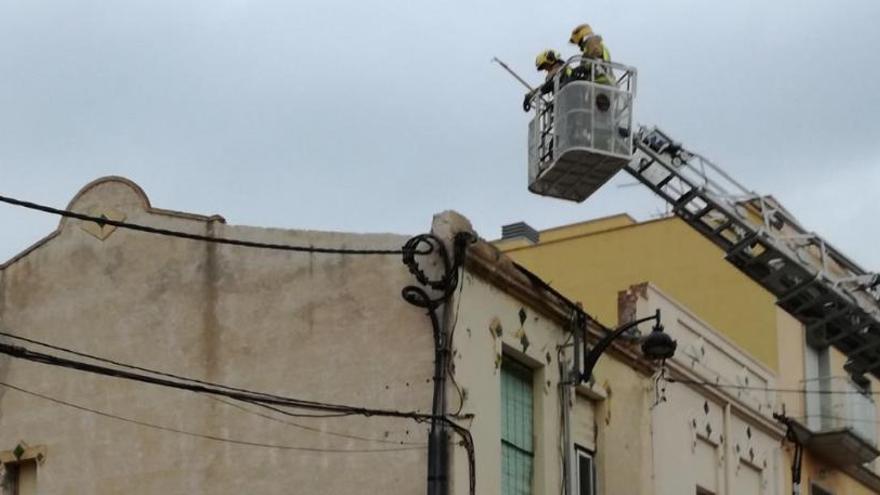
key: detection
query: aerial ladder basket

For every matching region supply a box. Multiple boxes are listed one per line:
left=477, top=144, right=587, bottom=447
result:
left=527, top=56, right=637, bottom=202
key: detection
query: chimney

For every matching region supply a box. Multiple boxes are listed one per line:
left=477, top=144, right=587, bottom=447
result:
left=501, top=222, right=540, bottom=244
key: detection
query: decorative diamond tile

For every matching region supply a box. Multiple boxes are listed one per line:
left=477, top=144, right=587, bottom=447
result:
left=80, top=207, right=126, bottom=241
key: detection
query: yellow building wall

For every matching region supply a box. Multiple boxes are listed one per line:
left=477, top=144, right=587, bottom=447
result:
left=530, top=214, right=637, bottom=244
left=800, top=461, right=879, bottom=495
left=500, top=216, right=780, bottom=370
left=776, top=308, right=806, bottom=418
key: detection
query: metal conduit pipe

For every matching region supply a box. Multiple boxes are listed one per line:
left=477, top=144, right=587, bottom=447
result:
left=401, top=232, right=473, bottom=495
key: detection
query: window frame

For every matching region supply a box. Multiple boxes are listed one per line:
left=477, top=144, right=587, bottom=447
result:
left=0, top=462, right=19, bottom=495
left=810, top=482, right=834, bottom=495
left=575, top=445, right=596, bottom=495
left=500, top=357, right=535, bottom=495
left=1, top=458, right=36, bottom=495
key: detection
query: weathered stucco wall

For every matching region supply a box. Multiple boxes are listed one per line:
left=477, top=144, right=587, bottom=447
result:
left=619, top=283, right=785, bottom=495
left=590, top=353, right=654, bottom=495
left=448, top=265, right=578, bottom=495
left=0, top=177, right=437, bottom=494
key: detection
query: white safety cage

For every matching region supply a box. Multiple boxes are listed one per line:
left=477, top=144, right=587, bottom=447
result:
left=527, top=56, right=637, bottom=202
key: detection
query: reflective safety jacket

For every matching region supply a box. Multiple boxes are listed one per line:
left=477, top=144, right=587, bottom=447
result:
left=538, top=65, right=574, bottom=96
left=523, top=64, right=573, bottom=112
left=580, top=39, right=613, bottom=85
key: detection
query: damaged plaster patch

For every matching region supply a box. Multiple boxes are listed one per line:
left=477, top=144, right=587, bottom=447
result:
left=618, top=283, right=649, bottom=325
left=490, top=317, right=503, bottom=372
left=514, top=327, right=530, bottom=353
left=489, top=317, right=503, bottom=337
left=603, top=381, right=613, bottom=425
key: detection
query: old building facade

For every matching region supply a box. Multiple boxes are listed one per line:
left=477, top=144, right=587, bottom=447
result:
left=7, top=176, right=865, bottom=494
left=0, top=177, right=672, bottom=495
left=499, top=215, right=880, bottom=494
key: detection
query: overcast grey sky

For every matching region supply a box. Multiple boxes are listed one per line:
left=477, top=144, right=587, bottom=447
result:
left=1, top=0, right=878, bottom=270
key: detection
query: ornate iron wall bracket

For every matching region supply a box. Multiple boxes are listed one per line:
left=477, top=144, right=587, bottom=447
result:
left=401, top=231, right=474, bottom=495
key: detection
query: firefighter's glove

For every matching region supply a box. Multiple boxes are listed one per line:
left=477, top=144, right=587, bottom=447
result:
left=522, top=92, right=533, bottom=112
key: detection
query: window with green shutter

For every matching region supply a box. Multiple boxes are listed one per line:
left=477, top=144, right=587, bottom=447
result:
left=501, top=359, right=534, bottom=495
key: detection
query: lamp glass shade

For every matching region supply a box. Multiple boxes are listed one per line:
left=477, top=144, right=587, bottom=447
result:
left=641, top=326, right=677, bottom=360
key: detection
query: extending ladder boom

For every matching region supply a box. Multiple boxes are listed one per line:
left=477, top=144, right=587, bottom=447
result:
left=626, top=126, right=880, bottom=378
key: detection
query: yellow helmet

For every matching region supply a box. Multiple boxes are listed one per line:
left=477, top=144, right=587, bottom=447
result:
left=569, top=23, right=594, bottom=45
left=535, top=49, right=562, bottom=71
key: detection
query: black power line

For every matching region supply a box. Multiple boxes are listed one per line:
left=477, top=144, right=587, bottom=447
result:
left=666, top=377, right=880, bottom=396
left=0, top=330, right=347, bottom=415
left=796, top=414, right=880, bottom=425
left=0, top=381, right=422, bottom=454
left=0, top=338, right=476, bottom=494
left=0, top=194, right=414, bottom=256
left=0, top=340, right=435, bottom=421
left=211, top=397, right=427, bottom=446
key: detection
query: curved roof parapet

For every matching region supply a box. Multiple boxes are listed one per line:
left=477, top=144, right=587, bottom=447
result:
left=66, top=176, right=226, bottom=224
left=1, top=176, right=225, bottom=270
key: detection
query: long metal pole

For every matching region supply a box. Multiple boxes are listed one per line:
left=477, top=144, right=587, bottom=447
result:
left=772, top=414, right=803, bottom=495
left=427, top=304, right=449, bottom=495
left=491, top=57, right=535, bottom=91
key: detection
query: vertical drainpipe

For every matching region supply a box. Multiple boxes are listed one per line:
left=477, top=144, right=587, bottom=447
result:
left=403, top=231, right=471, bottom=495
left=723, top=402, right=734, bottom=495
left=561, top=360, right=575, bottom=495
left=427, top=292, right=452, bottom=495
left=562, top=312, right=584, bottom=495
left=429, top=235, right=470, bottom=495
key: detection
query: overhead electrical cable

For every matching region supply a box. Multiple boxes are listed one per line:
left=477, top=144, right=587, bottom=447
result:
left=666, top=376, right=880, bottom=396
left=0, top=341, right=436, bottom=421
left=0, top=194, right=421, bottom=256
left=794, top=414, right=880, bottom=425
left=0, top=330, right=348, bottom=413
left=210, top=397, right=426, bottom=446
left=0, top=381, right=422, bottom=454
left=446, top=265, right=468, bottom=416
left=0, top=339, right=476, bottom=494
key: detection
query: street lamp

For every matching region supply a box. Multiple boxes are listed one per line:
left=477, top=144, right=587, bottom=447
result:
left=580, top=309, right=677, bottom=383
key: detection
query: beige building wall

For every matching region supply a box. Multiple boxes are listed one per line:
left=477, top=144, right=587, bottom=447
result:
left=449, top=271, right=567, bottom=494
left=0, top=178, right=625, bottom=495
left=618, top=283, right=785, bottom=495
left=0, top=177, right=436, bottom=494
left=449, top=235, right=597, bottom=495
left=590, top=352, right=654, bottom=495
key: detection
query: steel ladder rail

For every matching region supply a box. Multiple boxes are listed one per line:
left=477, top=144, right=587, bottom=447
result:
left=624, top=127, right=880, bottom=377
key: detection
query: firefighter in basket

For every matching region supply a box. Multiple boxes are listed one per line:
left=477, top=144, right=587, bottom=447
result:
left=522, top=49, right=572, bottom=112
